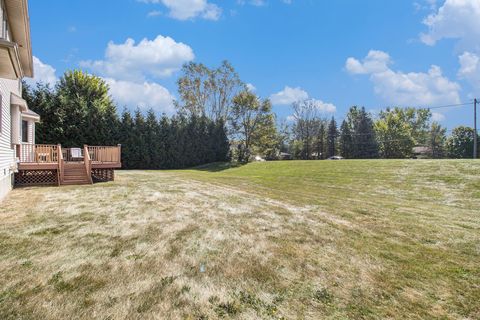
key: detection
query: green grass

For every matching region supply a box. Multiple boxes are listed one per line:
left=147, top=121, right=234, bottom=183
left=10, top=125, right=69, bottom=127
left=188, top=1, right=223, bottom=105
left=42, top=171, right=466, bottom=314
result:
left=0, top=160, right=479, bottom=319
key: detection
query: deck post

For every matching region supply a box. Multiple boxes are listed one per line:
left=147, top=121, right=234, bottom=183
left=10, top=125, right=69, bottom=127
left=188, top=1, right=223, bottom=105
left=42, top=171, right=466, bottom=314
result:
left=84, top=145, right=93, bottom=184
left=117, top=144, right=122, bottom=164
left=57, top=144, right=63, bottom=186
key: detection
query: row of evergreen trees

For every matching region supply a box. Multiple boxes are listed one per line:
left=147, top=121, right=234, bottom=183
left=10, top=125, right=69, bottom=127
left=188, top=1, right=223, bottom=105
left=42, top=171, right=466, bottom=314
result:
left=119, top=110, right=229, bottom=169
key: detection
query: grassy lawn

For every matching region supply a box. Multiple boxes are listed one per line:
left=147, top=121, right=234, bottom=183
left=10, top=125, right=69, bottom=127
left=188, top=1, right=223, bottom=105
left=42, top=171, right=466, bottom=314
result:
left=1, top=160, right=479, bottom=319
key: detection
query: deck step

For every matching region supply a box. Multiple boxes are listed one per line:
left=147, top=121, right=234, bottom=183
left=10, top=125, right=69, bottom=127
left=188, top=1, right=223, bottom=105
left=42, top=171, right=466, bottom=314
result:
left=61, top=163, right=92, bottom=186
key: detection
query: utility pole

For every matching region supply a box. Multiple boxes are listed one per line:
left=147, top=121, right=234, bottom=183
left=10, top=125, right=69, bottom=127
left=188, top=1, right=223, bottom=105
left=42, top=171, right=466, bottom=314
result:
left=475, top=98, right=478, bottom=159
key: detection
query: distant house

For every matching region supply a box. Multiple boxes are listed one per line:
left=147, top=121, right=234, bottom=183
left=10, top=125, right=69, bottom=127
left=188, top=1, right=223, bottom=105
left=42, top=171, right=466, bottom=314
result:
left=279, top=152, right=293, bottom=160
left=412, top=146, right=431, bottom=159
left=0, top=0, right=37, bottom=201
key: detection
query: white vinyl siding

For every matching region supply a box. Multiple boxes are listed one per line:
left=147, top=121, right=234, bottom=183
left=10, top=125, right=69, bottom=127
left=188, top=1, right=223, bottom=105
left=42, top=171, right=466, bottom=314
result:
left=0, top=77, right=21, bottom=200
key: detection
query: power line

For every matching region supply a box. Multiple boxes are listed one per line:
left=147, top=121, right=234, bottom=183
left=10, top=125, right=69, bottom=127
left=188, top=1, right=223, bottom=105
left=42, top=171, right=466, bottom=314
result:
left=356, top=101, right=473, bottom=111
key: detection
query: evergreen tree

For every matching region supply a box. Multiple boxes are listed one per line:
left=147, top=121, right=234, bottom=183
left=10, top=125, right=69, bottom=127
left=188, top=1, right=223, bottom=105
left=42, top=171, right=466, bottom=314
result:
left=327, top=117, right=338, bottom=158
left=23, top=82, right=61, bottom=144
left=145, top=109, right=160, bottom=169
left=315, top=120, right=326, bottom=160
left=339, top=120, right=354, bottom=159
left=118, top=110, right=135, bottom=169
left=132, top=109, right=147, bottom=169
left=348, top=107, right=378, bottom=159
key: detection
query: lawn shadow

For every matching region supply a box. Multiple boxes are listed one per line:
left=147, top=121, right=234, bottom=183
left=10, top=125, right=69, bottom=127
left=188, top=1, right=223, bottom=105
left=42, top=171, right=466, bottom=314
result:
left=190, top=162, right=246, bottom=172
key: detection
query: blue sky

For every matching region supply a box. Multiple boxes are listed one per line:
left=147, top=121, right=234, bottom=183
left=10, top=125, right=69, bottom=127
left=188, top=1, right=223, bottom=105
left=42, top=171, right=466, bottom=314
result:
left=27, top=0, right=480, bottom=130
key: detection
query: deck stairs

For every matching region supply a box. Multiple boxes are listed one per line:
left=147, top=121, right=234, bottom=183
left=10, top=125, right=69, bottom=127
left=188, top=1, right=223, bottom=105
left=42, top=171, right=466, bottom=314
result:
left=61, top=162, right=92, bottom=185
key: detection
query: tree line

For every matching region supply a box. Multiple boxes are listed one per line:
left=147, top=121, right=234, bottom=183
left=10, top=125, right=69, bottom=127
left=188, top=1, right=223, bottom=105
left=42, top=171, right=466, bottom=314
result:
left=24, top=64, right=479, bottom=168
left=287, top=103, right=479, bottom=160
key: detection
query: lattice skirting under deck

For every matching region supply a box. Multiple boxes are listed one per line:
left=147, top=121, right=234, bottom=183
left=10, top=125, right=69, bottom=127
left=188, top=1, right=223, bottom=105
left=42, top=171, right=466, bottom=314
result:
left=15, top=170, right=58, bottom=187
left=91, top=169, right=115, bottom=183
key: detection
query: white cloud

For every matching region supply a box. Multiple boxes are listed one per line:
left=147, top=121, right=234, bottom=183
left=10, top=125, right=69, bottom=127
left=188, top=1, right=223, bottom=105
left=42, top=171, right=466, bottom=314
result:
left=420, top=0, right=480, bottom=49
left=346, top=50, right=461, bottom=106
left=246, top=83, right=256, bottom=92
left=270, top=86, right=309, bottom=105
left=345, top=50, right=391, bottom=74
left=104, top=78, right=175, bottom=114
left=25, top=56, right=58, bottom=87
left=458, top=51, right=480, bottom=90
left=310, top=99, right=337, bottom=113
left=139, top=0, right=221, bottom=21
left=432, top=112, right=446, bottom=121
left=270, top=86, right=336, bottom=113
left=80, top=35, right=194, bottom=82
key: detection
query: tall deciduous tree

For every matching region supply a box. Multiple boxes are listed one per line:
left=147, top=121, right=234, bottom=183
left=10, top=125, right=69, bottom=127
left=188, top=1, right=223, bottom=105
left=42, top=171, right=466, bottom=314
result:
left=429, top=122, right=447, bottom=158
left=292, top=99, right=322, bottom=160
left=375, top=107, right=432, bottom=158
left=176, top=61, right=244, bottom=123
left=231, top=91, right=274, bottom=162
left=446, top=126, right=478, bottom=159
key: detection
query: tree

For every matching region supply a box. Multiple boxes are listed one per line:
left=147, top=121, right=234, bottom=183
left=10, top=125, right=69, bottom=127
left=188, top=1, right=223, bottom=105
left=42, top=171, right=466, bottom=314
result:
left=24, top=71, right=120, bottom=147
left=375, top=109, right=414, bottom=158
left=339, top=120, right=354, bottom=158
left=292, top=99, right=322, bottom=160
left=23, top=82, right=61, bottom=145
left=327, top=117, right=338, bottom=158
left=144, top=109, right=161, bottom=168
left=446, top=126, right=478, bottom=159
left=346, top=106, right=378, bottom=159
left=251, top=113, right=280, bottom=160
left=176, top=61, right=244, bottom=123
left=429, top=122, right=447, bottom=159
left=315, top=120, right=326, bottom=159
left=118, top=109, right=135, bottom=169
left=375, top=107, right=433, bottom=158
left=277, top=120, right=292, bottom=154
left=231, top=90, right=274, bottom=162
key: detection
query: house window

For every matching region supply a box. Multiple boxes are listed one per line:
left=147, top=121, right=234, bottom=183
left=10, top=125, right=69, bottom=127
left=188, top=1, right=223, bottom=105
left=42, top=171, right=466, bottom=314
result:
left=22, top=120, right=29, bottom=143
left=0, top=0, right=6, bottom=40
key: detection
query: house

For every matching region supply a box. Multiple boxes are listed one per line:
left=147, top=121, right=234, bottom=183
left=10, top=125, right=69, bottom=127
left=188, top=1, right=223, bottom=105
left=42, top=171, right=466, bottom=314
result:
left=0, top=0, right=38, bottom=201
left=1, top=0, right=121, bottom=201
left=412, top=146, right=431, bottom=159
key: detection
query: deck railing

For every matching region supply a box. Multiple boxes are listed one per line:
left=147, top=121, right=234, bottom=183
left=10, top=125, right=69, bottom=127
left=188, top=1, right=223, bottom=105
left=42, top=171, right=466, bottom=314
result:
left=62, top=148, right=85, bottom=162
left=87, top=145, right=121, bottom=163
left=16, top=144, right=59, bottom=163
left=17, top=144, right=121, bottom=165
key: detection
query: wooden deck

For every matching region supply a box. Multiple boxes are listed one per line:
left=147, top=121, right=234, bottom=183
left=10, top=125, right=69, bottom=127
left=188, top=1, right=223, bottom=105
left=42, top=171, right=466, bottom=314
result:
left=15, top=144, right=122, bottom=186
